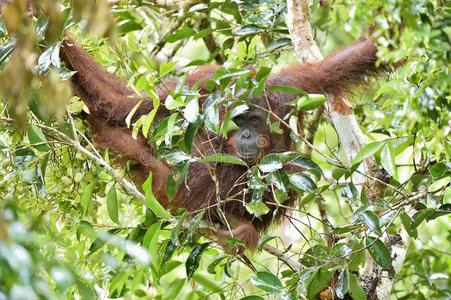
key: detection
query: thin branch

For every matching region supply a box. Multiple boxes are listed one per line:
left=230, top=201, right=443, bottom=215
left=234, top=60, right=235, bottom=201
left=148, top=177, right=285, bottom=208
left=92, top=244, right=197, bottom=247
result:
left=263, top=244, right=301, bottom=271
left=0, top=116, right=146, bottom=202
left=303, top=105, right=325, bottom=156
left=199, top=12, right=224, bottom=64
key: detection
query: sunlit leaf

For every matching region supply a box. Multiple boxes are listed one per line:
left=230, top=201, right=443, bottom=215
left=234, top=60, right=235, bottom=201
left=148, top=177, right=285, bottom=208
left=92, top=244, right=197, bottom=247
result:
left=246, top=201, right=270, bottom=217
left=380, top=142, right=398, bottom=180
left=250, top=271, right=283, bottom=293
left=288, top=173, right=316, bottom=192
left=106, top=185, right=119, bottom=224
left=336, top=269, right=349, bottom=299
left=143, top=173, right=170, bottom=219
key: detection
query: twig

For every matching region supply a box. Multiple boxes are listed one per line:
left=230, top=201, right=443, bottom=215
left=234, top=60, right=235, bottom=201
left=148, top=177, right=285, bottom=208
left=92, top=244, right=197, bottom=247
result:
left=0, top=116, right=146, bottom=202
left=263, top=244, right=301, bottom=271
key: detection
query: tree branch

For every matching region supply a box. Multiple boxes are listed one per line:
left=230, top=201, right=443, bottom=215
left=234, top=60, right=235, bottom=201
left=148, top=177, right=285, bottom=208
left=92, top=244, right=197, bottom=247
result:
left=285, top=1, right=409, bottom=299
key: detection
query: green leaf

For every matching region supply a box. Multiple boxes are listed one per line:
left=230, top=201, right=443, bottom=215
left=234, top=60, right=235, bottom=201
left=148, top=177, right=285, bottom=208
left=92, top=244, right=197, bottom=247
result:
left=412, top=208, right=435, bottom=229
left=166, top=161, right=190, bottom=200
left=125, top=100, right=143, bottom=128
left=288, top=156, right=322, bottom=180
left=400, top=212, right=417, bottom=239
left=57, top=67, right=77, bottom=80
left=186, top=243, right=210, bottom=279
left=166, top=27, right=197, bottom=43
left=288, top=173, right=317, bottom=192
left=163, top=278, right=185, bottom=299
left=89, top=228, right=121, bottom=255
left=142, top=173, right=170, bottom=219
left=357, top=210, right=382, bottom=236
left=300, top=245, right=328, bottom=267
left=193, top=273, right=223, bottom=293
left=306, top=267, right=333, bottom=299
left=0, top=40, right=15, bottom=64
left=204, top=102, right=220, bottom=133
left=250, top=271, right=283, bottom=293
left=240, top=296, right=265, bottom=300
left=28, top=124, right=50, bottom=152
left=428, top=162, right=450, bottom=178
left=220, top=1, right=242, bottom=22
left=199, top=153, right=247, bottom=167
left=269, top=121, right=283, bottom=134
left=289, top=115, right=299, bottom=136
left=257, top=234, right=277, bottom=251
left=255, top=67, right=272, bottom=81
left=188, top=3, right=209, bottom=12
left=142, top=222, right=160, bottom=266
left=235, top=25, right=263, bottom=36
left=81, top=182, right=95, bottom=214
left=268, top=84, right=307, bottom=95
left=267, top=38, right=292, bottom=52
left=365, top=237, right=392, bottom=269
left=297, top=94, right=327, bottom=111
left=332, top=167, right=349, bottom=180
left=380, top=142, right=398, bottom=180
left=246, top=201, right=270, bottom=217
left=259, top=160, right=283, bottom=173
left=165, top=94, right=184, bottom=110
left=117, top=19, right=143, bottom=34
left=184, top=98, right=199, bottom=123
left=0, top=19, right=6, bottom=38
left=37, top=44, right=60, bottom=74
left=336, top=269, right=349, bottom=299
left=348, top=249, right=366, bottom=272
left=348, top=273, right=367, bottom=300
left=207, top=255, right=227, bottom=274
left=219, top=110, right=239, bottom=136
left=107, top=185, right=119, bottom=224
left=352, top=141, right=386, bottom=165
left=333, top=224, right=360, bottom=234
left=159, top=61, right=178, bottom=78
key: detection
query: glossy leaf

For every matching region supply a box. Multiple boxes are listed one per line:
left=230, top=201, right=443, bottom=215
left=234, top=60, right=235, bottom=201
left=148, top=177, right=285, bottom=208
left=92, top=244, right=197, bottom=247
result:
left=288, top=173, right=317, bottom=192
left=250, top=271, right=283, bottom=293
left=186, top=243, right=210, bottom=279
left=365, top=237, right=392, bottom=269
left=357, top=210, right=382, bottom=236
left=336, top=269, right=349, bottom=299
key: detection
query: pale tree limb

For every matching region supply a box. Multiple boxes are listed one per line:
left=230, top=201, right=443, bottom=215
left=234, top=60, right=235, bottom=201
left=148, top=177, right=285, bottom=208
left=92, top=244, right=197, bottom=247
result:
left=285, top=1, right=409, bottom=299
left=286, top=0, right=375, bottom=185
left=284, top=0, right=333, bottom=251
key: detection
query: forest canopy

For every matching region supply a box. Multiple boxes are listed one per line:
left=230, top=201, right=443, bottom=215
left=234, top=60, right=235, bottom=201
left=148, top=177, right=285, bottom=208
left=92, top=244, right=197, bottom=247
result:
left=0, top=0, right=449, bottom=299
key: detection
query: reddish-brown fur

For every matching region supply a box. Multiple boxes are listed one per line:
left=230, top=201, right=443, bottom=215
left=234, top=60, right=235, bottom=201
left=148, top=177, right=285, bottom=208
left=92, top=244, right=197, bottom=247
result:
left=59, top=36, right=387, bottom=251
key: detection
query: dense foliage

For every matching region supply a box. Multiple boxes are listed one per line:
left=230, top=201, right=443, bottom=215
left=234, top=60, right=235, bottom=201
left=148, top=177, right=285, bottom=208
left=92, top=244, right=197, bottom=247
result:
left=0, top=0, right=449, bottom=299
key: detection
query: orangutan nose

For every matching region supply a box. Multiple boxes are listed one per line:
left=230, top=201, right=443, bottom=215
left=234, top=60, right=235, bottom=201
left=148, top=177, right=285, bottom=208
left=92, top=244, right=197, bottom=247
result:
left=242, top=128, right=251, bottom=139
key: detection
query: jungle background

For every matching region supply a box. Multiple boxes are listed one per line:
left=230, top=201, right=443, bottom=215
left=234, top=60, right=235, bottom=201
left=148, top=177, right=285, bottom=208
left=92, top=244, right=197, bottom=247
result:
left=0, top=0, right=449, bottom=299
